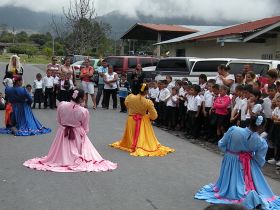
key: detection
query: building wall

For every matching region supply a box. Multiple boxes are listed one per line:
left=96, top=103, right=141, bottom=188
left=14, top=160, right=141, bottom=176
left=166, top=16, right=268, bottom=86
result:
left=169, top=36, right=280, bottom=60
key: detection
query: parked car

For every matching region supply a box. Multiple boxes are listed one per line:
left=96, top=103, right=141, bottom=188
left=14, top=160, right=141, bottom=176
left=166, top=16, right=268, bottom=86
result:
left=63, top=55, right=86, bottom=64
left=154, top=57, right=193, bottom=81
left=104, top=56, right=159, bottom=75
left=187, top=58, right=234, bottom=84
left=71, top=59, right=101, bottom=80
left=142, top=66, right=157, bottom=82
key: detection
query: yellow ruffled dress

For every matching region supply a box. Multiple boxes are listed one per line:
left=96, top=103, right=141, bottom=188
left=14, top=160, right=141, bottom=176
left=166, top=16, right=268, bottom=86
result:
left=110, top=94, right=175, bottom=156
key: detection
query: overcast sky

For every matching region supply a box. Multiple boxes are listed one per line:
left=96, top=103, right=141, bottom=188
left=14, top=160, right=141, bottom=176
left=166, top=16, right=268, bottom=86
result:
left=0, top=0, right=279, bottom=22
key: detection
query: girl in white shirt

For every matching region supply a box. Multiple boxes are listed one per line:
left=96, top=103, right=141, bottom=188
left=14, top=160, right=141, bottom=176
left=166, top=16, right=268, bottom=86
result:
left=268, top=96, right=280, bottom=166
left=32, top=73, right=44, bottom=109
left=166, top=87, right=179, bottom=130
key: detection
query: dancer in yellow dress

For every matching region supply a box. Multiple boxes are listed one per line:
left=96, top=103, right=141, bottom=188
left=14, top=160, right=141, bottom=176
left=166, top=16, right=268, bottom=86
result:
left=110, top=83, right=175, bottom=156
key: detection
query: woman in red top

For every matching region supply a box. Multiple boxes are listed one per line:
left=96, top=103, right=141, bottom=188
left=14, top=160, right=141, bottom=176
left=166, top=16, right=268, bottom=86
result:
left=80, top=58, right=96, bottom=109
left=212, top=85, right=231, bottom=141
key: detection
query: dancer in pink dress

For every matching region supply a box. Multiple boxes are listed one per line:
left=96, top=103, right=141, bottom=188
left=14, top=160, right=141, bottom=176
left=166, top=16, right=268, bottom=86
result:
left=24, top=89, right=117, bottom=172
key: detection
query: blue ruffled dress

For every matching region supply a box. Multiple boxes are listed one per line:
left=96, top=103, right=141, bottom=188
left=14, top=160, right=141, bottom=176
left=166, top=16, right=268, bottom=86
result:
left=0, top=87, right=51, bottom=136
left=195, top=126, right=280, bottom=210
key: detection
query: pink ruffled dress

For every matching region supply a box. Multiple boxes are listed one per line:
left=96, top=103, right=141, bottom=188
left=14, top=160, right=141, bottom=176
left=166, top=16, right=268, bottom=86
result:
left=24, top=101, right=117, bottom=172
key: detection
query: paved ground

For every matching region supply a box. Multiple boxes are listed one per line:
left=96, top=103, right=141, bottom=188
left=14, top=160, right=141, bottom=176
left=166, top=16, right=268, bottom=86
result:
left=0, top=63, right=280, bottom=210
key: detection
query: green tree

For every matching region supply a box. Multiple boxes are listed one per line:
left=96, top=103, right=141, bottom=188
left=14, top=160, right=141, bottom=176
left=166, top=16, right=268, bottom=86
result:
left=29, top=33, right=51, bottom=46
left=16, top=31, right=29, bottom=43
left=43, top=47, right=52, bottom=57
left=0, top=31, right=14, bottom=43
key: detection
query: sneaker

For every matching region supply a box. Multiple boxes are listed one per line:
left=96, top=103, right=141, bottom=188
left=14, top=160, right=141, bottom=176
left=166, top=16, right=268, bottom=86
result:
left=267, top=159, right=276, bottom=165
left=276, top=161, right=280, bottom=167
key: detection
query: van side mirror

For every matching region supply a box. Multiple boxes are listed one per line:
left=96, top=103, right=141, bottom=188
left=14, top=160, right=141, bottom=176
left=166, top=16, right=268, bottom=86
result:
left=277, top=64, right=280, bottom=70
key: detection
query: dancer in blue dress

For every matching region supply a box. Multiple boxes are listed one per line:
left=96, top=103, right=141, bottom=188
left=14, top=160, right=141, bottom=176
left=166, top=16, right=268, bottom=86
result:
left=0, top=76, right=51, bottom=136
left=195, top=114, right=280, bottom=210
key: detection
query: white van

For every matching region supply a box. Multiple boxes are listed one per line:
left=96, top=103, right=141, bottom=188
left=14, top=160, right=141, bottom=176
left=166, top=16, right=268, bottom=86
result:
left=227, top=59, right=280, bottom=75
left=187, top=58, right=235, bottom=84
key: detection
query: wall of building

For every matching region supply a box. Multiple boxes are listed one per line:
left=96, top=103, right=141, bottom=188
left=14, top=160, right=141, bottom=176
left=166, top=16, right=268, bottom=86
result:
left=168, top=36, right=280, bottom=60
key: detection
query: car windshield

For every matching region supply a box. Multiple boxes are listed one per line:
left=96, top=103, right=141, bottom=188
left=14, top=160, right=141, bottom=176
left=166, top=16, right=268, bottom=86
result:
left=157, top=59, right=189, bottom=72
left=228, top=63, right=270, bottom=75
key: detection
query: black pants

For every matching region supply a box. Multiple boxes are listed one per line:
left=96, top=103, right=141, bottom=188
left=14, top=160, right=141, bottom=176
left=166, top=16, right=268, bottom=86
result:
left=166, top=106, right=178, bottom=129
left=53, top=85, right=58, bottom=107
left=96, top=84, right=105, bottom=107
left=33, top=88, right=43, bottom=108
left=103, top=89, right=117, bottom=109
left=44, top=88, right=54, bottom=108
left=203, top=107, right=215, bottom=138
left=186, top=111, right=200, bottom=138
left=120, top=97, right=126, bottom=112
left=157, top=101, right=167, bottom=126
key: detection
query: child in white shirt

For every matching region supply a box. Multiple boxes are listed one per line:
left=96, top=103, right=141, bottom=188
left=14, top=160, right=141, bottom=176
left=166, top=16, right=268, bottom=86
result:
left=186, top=84, right=202, bottom=138
left=33, top=73, right=44, bottom=109
left=3, top=71, right=13, bottom=88
left=148, top=81, right=159, bottom=104
left=230, top=85, right=244, bottom=125
left=268, top=95, right=280, bottom=166
left=166, top=87, right=179, bottom=130
left=156, top=80, right=171, bottom=127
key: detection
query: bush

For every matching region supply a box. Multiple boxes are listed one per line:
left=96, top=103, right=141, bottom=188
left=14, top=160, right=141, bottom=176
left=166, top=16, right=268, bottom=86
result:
left=43, top=47, right=52, bottom=58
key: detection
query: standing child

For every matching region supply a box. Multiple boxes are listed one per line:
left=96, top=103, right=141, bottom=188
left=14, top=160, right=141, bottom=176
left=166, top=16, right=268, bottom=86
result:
left=268, top=95, right=280, bottom=167
left=119, top=73, right=130, bottom=113
left=239, top=85, right=253, bottom=128
left=202, top=79, right=215, bottom=139
left=246, top=88, right=263, bottom=125
left=186, top=84, right=202, bottom=139
left=212, top=85, right=231, bottom=141
left=43, top=70, right=55, bottom=109
left=3, top=71, right=13, bottom=88
left=156, top=80, right=171, bottom=127
left=148, top=81, right=159, bottom=104
left=0, top=92, right=5, bottom=110
left=57, top=74, right=73, bottom=102
left=25, top=84, right=33, bottom=98
left=230, top=85, right=244, bottom=125
left=199, top=74, right=207, bottom=92
left=33, top=73, right=44, bottom=109
left=52, top=71, right=60, bottom=108
left=166, top=87, right=179, bottom=130
left=263, top=84, right=277, bottom=132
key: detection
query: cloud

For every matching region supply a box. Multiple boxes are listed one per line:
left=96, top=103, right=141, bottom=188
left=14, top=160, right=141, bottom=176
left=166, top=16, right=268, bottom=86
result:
left=0, top=0, right=279, bottom=22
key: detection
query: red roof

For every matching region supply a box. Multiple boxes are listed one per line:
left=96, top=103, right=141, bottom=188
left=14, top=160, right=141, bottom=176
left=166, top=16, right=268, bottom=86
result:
left=192, top=16, right=280, bottom=41
left=138, top=23, right=198, bottom=33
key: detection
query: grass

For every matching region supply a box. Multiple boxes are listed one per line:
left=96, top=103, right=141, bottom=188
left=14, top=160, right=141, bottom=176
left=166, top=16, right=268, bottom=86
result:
left=0, top=53, right=51, bottom=64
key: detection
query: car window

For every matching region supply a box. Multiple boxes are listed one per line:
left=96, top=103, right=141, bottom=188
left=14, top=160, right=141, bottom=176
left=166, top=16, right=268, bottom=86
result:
left=128, top=58, right=137, bottom=68
left=152, top=58, right=159, bottom=66
left=228, top=63, right=269, bottom=75
left=140, top=58, right=152, bottom=67
left=90, top=60, right=95, bottom=66
left=157, top=59, right=188, bottom=71
left=105, top=57, right=124, bottom=68
left=192, top=61, right=228, bottom=72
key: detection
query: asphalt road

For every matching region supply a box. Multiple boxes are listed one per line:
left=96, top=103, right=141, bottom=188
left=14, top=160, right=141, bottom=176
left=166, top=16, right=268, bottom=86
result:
left=0, top=63, right=280, bottom=210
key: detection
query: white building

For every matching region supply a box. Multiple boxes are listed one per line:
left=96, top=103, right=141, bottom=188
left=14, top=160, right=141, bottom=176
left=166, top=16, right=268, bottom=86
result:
left=156, top=16, right=280, bottom=60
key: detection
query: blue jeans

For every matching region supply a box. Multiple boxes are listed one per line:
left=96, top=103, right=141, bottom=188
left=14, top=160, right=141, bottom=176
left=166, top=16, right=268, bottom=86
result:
left=96, top=84, right=105, bottom=107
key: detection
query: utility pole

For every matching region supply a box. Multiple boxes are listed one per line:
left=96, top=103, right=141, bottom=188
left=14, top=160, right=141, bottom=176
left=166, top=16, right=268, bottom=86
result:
left=52, top=35, right=55, bottom=55
left=12, top=27, right=15, bottom=44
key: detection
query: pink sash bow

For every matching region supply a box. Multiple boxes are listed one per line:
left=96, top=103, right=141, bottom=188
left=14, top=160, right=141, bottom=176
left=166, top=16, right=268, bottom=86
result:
left=227, top=150, right=256, bottom=192
left=131, top=114, right=143, bottom=152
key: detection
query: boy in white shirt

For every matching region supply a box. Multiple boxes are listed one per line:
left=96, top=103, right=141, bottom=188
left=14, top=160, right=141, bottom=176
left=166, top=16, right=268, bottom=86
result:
left=239, top=85, right=252, bottom=128
left=156, top=80, right=171, bottom=127
left=43, top=70, right=55, bottom=109
left=202, top=79, right=215, bottom=139
left=148, top=81, right=159, bottom=104
left=33, top=73, right=44, bottom=109
left=263, top=84, right=277, bottom=132
left=186, top=84, right=202, bottom=139
left=230, top=85, right=244, bottom=125
left=166, top=87, right=179, bottom=130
